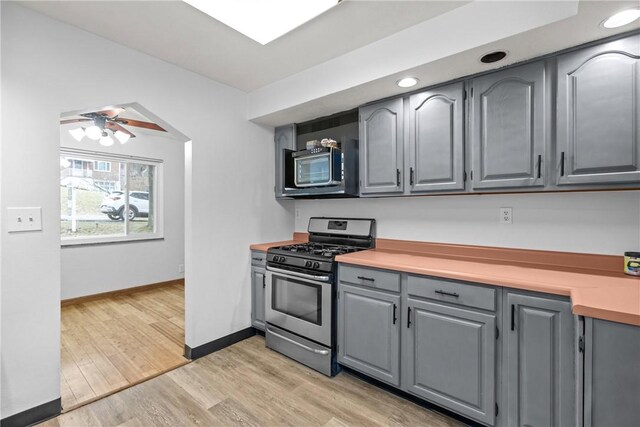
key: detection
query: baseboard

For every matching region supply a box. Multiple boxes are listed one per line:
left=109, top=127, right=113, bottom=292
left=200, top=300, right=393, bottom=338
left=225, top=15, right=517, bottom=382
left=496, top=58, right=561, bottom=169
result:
left=1, top=397, right=61, bottom=427
left=184, top=327, right=256, bottom=360
left=61, top=278, right=184, bottom=306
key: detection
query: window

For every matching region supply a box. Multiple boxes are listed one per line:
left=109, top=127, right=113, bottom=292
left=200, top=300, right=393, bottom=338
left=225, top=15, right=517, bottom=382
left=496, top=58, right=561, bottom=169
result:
left=93, top=160, right=111, bottom=172
left=60, top=149, right=163, bottom=245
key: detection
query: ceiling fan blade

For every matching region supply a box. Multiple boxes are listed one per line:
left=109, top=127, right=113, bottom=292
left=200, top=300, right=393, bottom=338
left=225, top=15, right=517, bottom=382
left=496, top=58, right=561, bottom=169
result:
left=60, top=118, right=92, bottom=125
left=106, top=121, right=136, bottom=138
left=113, top=118, right=166, bottom=132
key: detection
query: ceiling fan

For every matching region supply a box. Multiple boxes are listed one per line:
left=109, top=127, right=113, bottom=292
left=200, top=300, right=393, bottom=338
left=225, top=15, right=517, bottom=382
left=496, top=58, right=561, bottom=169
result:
left=60, top=107, right=167, bottom=146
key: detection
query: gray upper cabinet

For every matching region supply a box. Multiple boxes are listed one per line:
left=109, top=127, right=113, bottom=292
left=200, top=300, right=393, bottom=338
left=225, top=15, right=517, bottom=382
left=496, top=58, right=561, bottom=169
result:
left=471, top=61, right=546, bottom=189
left=505, top=292, right=577, bottom=427
left=556, top=34, right=640, bottom=186
left=338, top=283, right=401, bottom=386
left=274, top=124, right=295, bottom=198
left=359, top=98, right=404, bottom=195
left=408, top=82, right=465, bottom=193
left=405, top=298, right=496, bottom=425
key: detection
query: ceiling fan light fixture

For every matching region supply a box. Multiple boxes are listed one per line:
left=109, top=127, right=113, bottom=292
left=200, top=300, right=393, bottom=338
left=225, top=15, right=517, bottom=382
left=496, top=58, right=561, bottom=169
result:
left=114, top=130, right=131, bottom=144
left=183, top=0, right=340, bottom=45
left=99, top=134, right=114, bottom=147
left=68, top=127, right=85, bottom=142
left=84, top=125, right=102, bottom=140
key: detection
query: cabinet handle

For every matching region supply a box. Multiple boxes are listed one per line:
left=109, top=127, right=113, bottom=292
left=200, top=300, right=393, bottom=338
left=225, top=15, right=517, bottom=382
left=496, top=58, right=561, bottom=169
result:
left=263, top=276, right=266, bottom=289
left=357, top=276, right=375, bottom=282
left=410, top=167, right=414, bottom=186
left=396, top=169, right=401, bottom=187
left=510, top=304, right=515, bottom=331
left=560, top=152, right=565, bottom=176
left=434, top=290, right=459, bottom=298
left=252, top=257, right=263, bottom=261
left=392, top=304, right=397, bottom=324
left=407, top=307, right=412, bottom=328
left=537, top=154, right=542, bottom=179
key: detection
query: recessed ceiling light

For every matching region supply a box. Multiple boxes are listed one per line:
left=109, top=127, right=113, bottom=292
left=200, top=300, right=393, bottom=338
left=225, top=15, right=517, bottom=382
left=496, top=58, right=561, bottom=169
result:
left=397, top=77, right=419, bottom=88
left=183, top=0, right=340, bottom=45
left=602, top=8, right=640, bottom=28
left=481, top=51, right=508, bottom=64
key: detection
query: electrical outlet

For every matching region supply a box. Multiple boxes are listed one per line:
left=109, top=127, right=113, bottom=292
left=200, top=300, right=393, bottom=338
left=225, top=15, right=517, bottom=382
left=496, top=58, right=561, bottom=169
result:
left=295, top=208, right=300, bottom=218
left=7, top=207, right=42, bottom=232
left=178, top=264, right=185, bottom=273
left=500, top=207, right=513, bottom=224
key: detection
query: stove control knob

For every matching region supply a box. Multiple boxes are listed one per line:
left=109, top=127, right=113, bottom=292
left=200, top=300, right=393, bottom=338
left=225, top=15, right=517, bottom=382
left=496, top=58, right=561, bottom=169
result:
left=305, top=261, right=312, bottom=268
left=313, top=262, right=320, bottom=269
left=280, top=256, right=286, bottom=262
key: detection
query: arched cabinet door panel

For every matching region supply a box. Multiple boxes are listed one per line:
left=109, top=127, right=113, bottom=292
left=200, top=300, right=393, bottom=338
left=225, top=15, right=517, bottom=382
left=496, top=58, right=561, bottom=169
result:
left=557, top=34, right=640, bottom=186
left=471, top=61, right=547, bottom=189
left=408, top=82, right=465, bottom=193
left=359, top=98, right=404, bottom=195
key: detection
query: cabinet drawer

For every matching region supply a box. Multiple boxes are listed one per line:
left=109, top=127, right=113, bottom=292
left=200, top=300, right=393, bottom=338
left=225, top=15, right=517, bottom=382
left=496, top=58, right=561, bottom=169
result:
left=408, top=275, right=495, bottom=311
left=339, top=265, right=401, bottom=293
left=251, top=250, right=266, bottom=267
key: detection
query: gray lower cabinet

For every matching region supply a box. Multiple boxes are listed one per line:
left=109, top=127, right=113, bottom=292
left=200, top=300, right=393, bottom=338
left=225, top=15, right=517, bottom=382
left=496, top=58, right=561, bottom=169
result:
left=470, top=61, right=546, bottom=189
left=408, top=82, right=465, bottom=193
left=250, top=251, right=266, bottom=330
left=338, top=283, right=401, bottom=386
left=274, top=124, right=295, bottom=198
left=250, top=266, right=265, bottom=330
left=404, top=298, right=496, bottom=425
left=504, top=292, right=577, bottom=427
left=359, top=98, right=404, bottom=195
left=556, top=34, right=640, bottom=186
left=584, top=318, right=640, bottom=427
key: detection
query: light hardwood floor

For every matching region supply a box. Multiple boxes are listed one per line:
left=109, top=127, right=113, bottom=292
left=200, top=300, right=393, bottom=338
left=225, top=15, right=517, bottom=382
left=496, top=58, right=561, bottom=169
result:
left=44, top=335, right=462, bottom=427
left=60, top=283, right=188, bottom=411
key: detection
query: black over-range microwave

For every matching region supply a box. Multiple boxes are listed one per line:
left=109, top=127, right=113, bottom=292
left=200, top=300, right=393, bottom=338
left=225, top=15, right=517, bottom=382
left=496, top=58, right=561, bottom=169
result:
left=281, top=110, right=359, bottom=198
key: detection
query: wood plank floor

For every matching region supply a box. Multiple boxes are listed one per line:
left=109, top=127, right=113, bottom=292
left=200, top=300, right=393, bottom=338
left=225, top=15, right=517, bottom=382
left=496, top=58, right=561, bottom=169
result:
left=44, top=335, right=462, bottom=427
left=60, top=283, right=188, bottom=411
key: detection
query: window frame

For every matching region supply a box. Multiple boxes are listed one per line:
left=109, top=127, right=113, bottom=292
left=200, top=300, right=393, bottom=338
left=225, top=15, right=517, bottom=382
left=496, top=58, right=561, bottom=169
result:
left=93, top=160, right=112, bottom=172
left=60, top=148, right=164, bottom=246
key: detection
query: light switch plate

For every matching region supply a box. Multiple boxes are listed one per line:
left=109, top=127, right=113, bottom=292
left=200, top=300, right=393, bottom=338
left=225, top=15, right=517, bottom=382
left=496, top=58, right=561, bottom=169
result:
left=7, top=207, right=42, bottom=232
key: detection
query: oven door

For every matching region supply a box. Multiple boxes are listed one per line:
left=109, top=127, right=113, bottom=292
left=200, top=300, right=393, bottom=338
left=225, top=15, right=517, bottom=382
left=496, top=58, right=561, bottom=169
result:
left=294, top=150, right=342, bottom=187
left=265, top=266, right=332, bottom=346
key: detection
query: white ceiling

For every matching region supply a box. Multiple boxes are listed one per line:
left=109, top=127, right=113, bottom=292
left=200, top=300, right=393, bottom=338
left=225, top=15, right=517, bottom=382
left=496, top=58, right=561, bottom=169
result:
left=17, top=0, right=640, bottom=126
left=19, top=0, right=471, bottom=92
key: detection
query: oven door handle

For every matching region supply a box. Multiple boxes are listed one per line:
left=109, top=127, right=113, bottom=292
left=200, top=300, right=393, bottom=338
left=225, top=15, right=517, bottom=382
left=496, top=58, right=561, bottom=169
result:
left=267, top=326, right=330, bottom=355
left=266, top=266, right=331, bottom=282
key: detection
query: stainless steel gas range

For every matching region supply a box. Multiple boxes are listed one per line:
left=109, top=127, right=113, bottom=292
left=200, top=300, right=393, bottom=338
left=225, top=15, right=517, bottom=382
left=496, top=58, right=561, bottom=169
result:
left=265, top=217, right=376, bottom=376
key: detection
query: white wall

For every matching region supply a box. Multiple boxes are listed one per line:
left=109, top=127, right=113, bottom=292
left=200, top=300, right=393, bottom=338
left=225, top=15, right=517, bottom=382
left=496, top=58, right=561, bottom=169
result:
left=59, top=131, right=185, bottom=300
left=0, top=3, right=293, bottom=419
left=295, top=191, right=640, bottom=255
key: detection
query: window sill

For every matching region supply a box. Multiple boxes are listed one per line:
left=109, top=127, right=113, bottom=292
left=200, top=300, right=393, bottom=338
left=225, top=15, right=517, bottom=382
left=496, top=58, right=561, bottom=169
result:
left=61, top=235, right=164, bottom=248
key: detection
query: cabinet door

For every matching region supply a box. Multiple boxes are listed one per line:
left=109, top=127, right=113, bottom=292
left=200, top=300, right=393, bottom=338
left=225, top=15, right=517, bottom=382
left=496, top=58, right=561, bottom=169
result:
left=405, top=298, right=496, bottom=425
left=557, top=35, right=640, bottom=186
left=251, top=266, right=265, bottom=330
left=471, top=61, right=546, bottom=189
left=274, top=124, right=295, bottom=198
left=505, top=293, right=576, bottom=427
left=338, top=284, right=401, bottom=386
left=408, top=82, right=465, bottom=193
left=359, top=98, right=404, bottom=195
